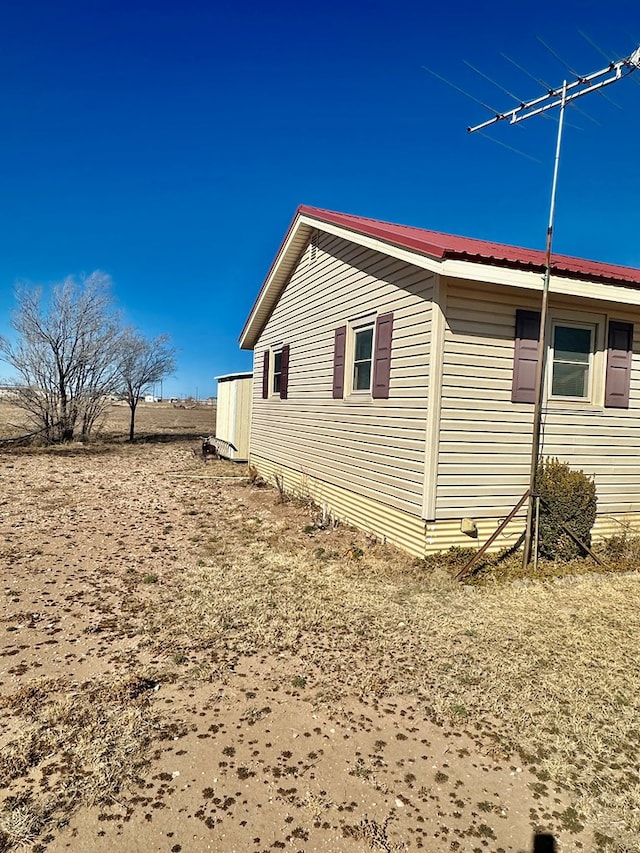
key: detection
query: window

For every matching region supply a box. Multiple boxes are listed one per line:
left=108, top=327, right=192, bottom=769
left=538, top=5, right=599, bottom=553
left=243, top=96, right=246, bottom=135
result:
left=273, top=350, right=283, bottom=394
left=352, top=325, right=374, bottom=391
left=512, top=308, right=633, bottom=409
left=261, top=344, right=289, bottom=399
left=332, top=313, right=393, bottom=400
left=550, top=323, right=594, bottom=399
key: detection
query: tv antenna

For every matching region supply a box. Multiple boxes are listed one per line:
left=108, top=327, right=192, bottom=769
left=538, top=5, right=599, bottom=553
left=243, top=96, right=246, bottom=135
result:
left=467, top=44, right=640, bottom=568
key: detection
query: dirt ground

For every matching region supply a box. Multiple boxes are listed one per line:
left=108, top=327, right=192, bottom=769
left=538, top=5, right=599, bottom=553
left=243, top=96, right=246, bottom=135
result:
left=1, top=403, right=638, bottom=852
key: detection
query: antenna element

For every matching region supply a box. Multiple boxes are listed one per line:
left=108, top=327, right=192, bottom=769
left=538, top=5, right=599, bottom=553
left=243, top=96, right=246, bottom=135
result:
left=467, top=44, right=640, bottom=569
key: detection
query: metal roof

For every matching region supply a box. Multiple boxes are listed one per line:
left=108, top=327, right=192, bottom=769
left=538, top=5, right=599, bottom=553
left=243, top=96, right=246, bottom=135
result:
left=216, top=372, right=253, bottom=381
left=298, top=205, right=640, bottom=286
left=239, top=205, right=640, bottom=349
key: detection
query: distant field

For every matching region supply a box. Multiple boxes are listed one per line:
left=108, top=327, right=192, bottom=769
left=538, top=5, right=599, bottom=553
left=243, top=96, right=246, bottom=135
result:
left=0, top=399, right=216, bottom=442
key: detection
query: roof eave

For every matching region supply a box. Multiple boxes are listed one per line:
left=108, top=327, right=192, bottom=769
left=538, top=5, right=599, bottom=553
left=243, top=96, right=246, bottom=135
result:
left=238, top=207, right=452, bottom=351
left=446, top=250, right=640, bottom=289
left=239, top=208, right=312, bottom=350
left=239, top=207, right=640, bottom=350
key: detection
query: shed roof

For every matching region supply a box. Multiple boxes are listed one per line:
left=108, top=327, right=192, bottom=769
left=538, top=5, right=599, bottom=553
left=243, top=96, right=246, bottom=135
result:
left=216, top=372, right=253, bottom=382
left=240, top=205, right=640, bottom=349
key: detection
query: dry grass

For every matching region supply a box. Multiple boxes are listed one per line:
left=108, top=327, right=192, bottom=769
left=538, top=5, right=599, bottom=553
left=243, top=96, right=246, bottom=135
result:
left=0, top=674, right=178, bottom=851
left=0, top=400, right=216, bottom=444
left=2, top=401, right=640, bottom=850
left=144, top=481, right=640, bottom=852
left=342, top=815, right=401, bottom=851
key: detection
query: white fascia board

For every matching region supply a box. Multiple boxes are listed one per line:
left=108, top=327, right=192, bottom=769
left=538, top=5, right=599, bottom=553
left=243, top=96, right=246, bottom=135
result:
left=240, top=213, right=445, bottom=350
left=298, top=215, right=444, bottom=276
left=549, top=276, right=640, bottom=306
left=442, top=258, right=640, bottom=306
left=304, top=226, right=640, bottom=303
left=239, top=217, right=312, bottom=349
left=240, top=215, right=640, bottom=350
left=441, top=258, right=542, bottom=290
left=304, top=217, right=640, bottom=305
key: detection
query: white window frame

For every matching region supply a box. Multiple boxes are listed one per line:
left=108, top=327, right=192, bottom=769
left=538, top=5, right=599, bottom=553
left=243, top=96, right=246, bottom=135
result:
left=347, top=316, right=376, bottom=397
left=545, top=310, right=605, bottom=407
left=271, top=347, right=284, bottom=397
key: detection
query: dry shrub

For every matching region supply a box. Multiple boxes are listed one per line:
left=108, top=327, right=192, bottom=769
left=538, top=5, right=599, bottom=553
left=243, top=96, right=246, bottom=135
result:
left=342, top=816, right=399, bottom=851
left=0, top=727, right=59, bottom=786
left=602, top=530, right=640, bottom=569
left=273, top=473, right=288, bottom=504
left=418, top=545, right=525, bottom=583
left=247, top=465, right=267, bottom=487
left=0, top=678, right=63, bottom=719
left=421, top=545, right=476, bottom=575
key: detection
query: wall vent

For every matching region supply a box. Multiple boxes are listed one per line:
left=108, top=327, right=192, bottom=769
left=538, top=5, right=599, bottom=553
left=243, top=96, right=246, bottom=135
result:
left=310, top=230, right=318, bottom=264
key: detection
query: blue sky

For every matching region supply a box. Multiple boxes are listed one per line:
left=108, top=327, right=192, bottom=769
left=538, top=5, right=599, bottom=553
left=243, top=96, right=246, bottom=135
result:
left=0, top=0, right=639, bottom=399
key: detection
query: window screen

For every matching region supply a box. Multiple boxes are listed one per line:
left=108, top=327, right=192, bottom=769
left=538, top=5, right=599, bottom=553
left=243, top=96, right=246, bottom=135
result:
left=551, top=325, right=592, bottom=398
left=353, top=327, right=373, bottom=391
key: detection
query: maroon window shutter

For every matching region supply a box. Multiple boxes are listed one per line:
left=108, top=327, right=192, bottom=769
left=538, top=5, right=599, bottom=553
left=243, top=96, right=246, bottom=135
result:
left=372, top=313, right=393, bottom=399
left=280, top=344, right=290, bottom=399
left=512, top=310, right=541, bottom=403
left=333, top=326, right=346, bottom=399
left=262, top=351, right=269, bottom=399
left=605, top=321, right=633, bottom=408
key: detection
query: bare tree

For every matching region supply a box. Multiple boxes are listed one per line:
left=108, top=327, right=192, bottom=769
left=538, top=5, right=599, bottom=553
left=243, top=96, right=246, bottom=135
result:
left=0, top=272, right=122, bottom=442
left=117, top=330, right=176, bottom=441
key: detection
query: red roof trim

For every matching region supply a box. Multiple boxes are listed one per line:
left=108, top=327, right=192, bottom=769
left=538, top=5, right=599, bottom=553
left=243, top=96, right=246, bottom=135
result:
left=298, top=205, right=640, bottom=287
left=239, top=205, right=640, bottom=350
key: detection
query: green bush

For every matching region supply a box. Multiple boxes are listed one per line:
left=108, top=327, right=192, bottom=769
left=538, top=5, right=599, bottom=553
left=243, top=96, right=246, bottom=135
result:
left=535, top=458, right=597, bottom=560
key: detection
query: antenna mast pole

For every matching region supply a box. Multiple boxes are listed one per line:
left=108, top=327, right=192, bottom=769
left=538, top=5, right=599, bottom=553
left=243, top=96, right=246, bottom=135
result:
left=467, top=46, right=640, bottom=567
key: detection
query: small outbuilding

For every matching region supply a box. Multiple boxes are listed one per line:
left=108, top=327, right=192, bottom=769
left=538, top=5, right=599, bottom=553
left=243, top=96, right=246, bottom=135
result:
left=239, top=205, right=640, bottom=557
left=215, top=372, right=253, bottom=462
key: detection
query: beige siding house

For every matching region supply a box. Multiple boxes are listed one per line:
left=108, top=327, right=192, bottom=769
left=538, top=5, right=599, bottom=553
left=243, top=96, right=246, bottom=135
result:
left=239, top=206, right=640, bottom=557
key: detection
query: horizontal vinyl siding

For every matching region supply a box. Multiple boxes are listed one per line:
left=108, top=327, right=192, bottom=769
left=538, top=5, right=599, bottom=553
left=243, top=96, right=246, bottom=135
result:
left=437, top=280, right=640, bottom=520
left=247, top=456, right=640, bottom=556
left=248, top=457, right=536, bottom=556
left=251, top=233, right=434, bottom=517
left=250, top=456, right=431, bottom=556
left=593, top=513, right=640, bottom=542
